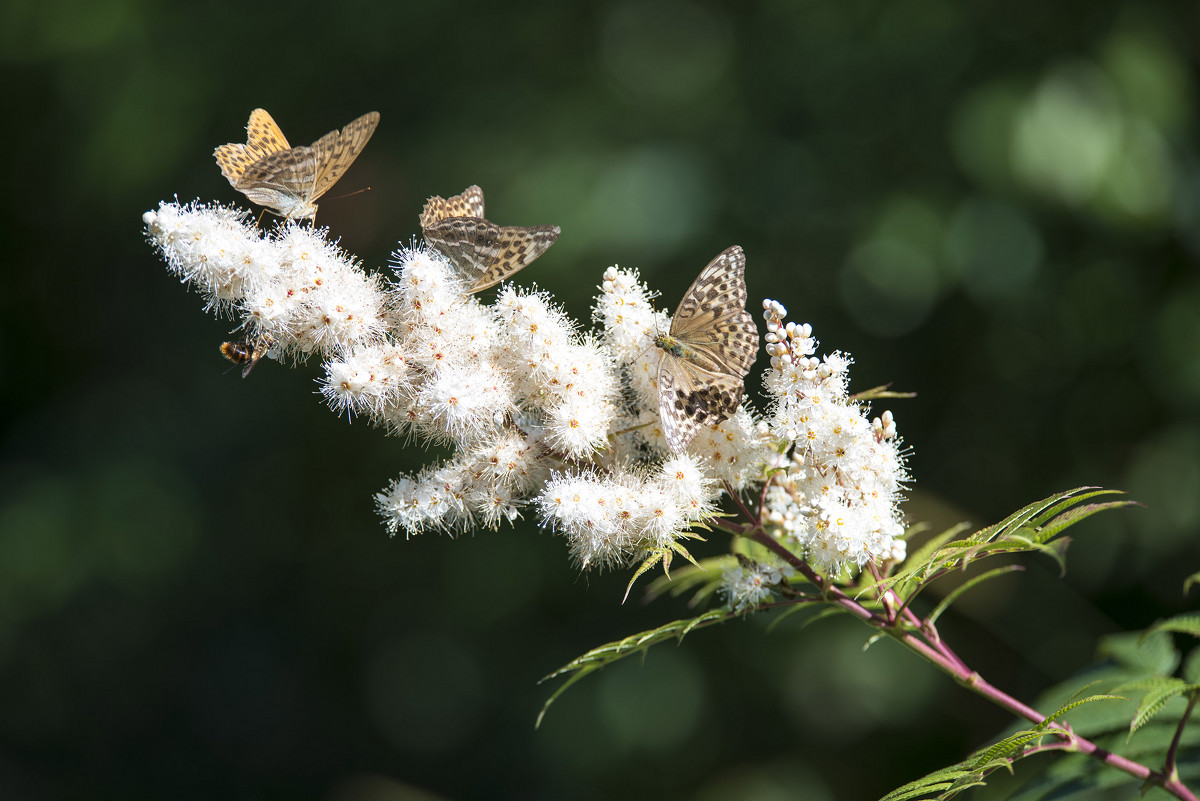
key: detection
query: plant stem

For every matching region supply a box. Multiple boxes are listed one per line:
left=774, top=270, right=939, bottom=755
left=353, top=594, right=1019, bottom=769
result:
left=743, top=527, right=1198, bottom=801
left=1166, top=691, right=1199, bottom=782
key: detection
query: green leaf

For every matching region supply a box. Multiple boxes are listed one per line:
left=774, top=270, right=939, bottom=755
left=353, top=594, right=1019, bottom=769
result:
left=622, top=535, right=703, bottom=602
left=1127, top=680, right=1196, bottom=739
left=970, top=727, right=1068, bottom=767
left=1038, top=694, right=1126, bottom=730
left=877, top=765, right=982, bottom=801
left=1145, top=613, right=1200, bottom=642
left=869, top=488, right=1132, bottom=606
left=536, top=608, right=729, bottom=727
left=1027, top=498, right=1136, bottom=544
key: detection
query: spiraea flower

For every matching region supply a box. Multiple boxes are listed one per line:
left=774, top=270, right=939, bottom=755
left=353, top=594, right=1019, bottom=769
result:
left=145, top=197, right=909, bottom=602
left=721, top=558, right=796, bottom=613
left=759, top=299, right=908, bottom=572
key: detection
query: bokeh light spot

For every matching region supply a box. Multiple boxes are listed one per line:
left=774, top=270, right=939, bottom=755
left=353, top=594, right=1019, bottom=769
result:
left=600, top=1, right=731, bottom=107
left=840, top=239, right=939, bottom=337
left=944, top=197, right=1042, bottom=302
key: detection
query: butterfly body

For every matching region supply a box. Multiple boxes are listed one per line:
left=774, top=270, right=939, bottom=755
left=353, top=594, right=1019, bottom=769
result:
left=420, top=185, right=560, bottom=293
left=214, top=109, right=379, bottom=223
left=653, top=246, right=758, bottom=453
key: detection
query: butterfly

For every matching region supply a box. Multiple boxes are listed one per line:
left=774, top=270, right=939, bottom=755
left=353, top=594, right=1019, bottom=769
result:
left=652, top=245, right=759, bottom=453
left=214, top=108, right=380, bottom=223
left=219, top=336, right=271, bottom=378
left=419, top=185, right=560, bottom=293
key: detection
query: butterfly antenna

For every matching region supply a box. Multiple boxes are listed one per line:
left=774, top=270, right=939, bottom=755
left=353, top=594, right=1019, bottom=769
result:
left=332, top=185, right=372, bottom=201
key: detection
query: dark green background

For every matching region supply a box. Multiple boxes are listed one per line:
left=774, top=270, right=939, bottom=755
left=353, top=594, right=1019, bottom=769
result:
left=2, top=1, right=1199, bottom=799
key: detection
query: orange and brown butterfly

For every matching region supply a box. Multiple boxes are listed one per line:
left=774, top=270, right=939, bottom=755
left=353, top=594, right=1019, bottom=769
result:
left=213, top=109, right=380, bottom=223
left=419, top=185, right=560, bottom=293
left=219, top=336, right=272, bottom=378
left=652, top=246, right=758, bottom=453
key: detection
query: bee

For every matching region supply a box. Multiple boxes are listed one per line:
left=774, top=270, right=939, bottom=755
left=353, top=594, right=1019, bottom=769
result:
left=219, top=336, right=272, bottom=378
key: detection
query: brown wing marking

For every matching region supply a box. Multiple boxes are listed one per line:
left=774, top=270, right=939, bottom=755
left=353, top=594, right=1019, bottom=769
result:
left=657, top=358, right=746, bottom=453
left=309, top=111, right=380, bottom=201
left=419, top=185, right=485, bottom=228
left=470, top=224, right=560, bottom=293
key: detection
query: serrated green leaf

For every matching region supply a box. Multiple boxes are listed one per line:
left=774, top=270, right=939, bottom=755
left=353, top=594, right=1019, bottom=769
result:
left=1110, top=676, right=1183, bottom=694
left=1039, top=694, right=1126, bottom=730
left=1128, top=681, right=1194, bottom=738
left=1145, top=613, right=1200, bottom=641
left=900, top=523, right=972, bottom=577
left=871, top=489, right=1130, bottom=606
left=970, top=727, right=1067, bottom=767
left=536, top=608, right=729, bottom=727
left=1029, top=499, right=1135, bottom=544
left=878, top=768, right=973, bottom=801
left=928, top=564, right=1024, bottom=626
left=622, top=536, right=703, bottom=602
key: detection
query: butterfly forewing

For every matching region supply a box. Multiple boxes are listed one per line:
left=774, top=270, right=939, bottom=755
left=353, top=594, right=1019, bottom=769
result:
left=245, top=109, right=291, bottom=156
left=213, top=109, right=379, bottom=222
left=419, top=185, right=559, bottom=294
left=213, top=109, right=291, bottom=186
left=655, top=245, right=758, bottom=453
left=472, top=224, right=561, bottom=292
left=310, top=111, right=380, bottom=200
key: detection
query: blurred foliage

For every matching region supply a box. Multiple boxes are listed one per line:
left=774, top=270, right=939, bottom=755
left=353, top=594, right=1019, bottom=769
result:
left=1, top=0, right=1198, bottom=799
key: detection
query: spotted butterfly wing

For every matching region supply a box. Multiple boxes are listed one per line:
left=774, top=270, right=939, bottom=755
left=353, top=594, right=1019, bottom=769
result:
left=653, top=245, right=758, bottom=452
left=419, top=185, right=485, bottom=228
left=420, top=185, right=560, bottom=293
left=213, top=108, right=292, bottom=186
left=308, top=112, right=381, bottom=201
left=213, top=109, right=379, bottom=222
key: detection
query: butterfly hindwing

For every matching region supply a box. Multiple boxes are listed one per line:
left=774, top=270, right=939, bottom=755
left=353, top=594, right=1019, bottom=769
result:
left=653, top=245, right=758, bottom=452
left=420, top=185, right=559, bottom=293
left=657, top=358, right=747, bottom=453
left=419, top=185, right=485, bottom=228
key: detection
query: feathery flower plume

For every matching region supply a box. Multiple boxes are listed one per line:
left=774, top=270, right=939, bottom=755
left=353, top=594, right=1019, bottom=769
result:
left=145, top=196, right=908, bottom=603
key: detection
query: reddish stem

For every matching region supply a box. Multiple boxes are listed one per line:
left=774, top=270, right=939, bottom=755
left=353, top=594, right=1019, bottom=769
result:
left=742, top=527, right=1197, bottom=801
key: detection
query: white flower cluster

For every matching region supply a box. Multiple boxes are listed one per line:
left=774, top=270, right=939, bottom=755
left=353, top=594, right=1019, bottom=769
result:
left=143, top=202, right=388, bottom=362
left=145, top=200, right=910, bottom=591
left=759, top=300, right=908, bottom=572
left=721, top=559, right=796, bottom=613
left=537, top=455, right=714, bottom=570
